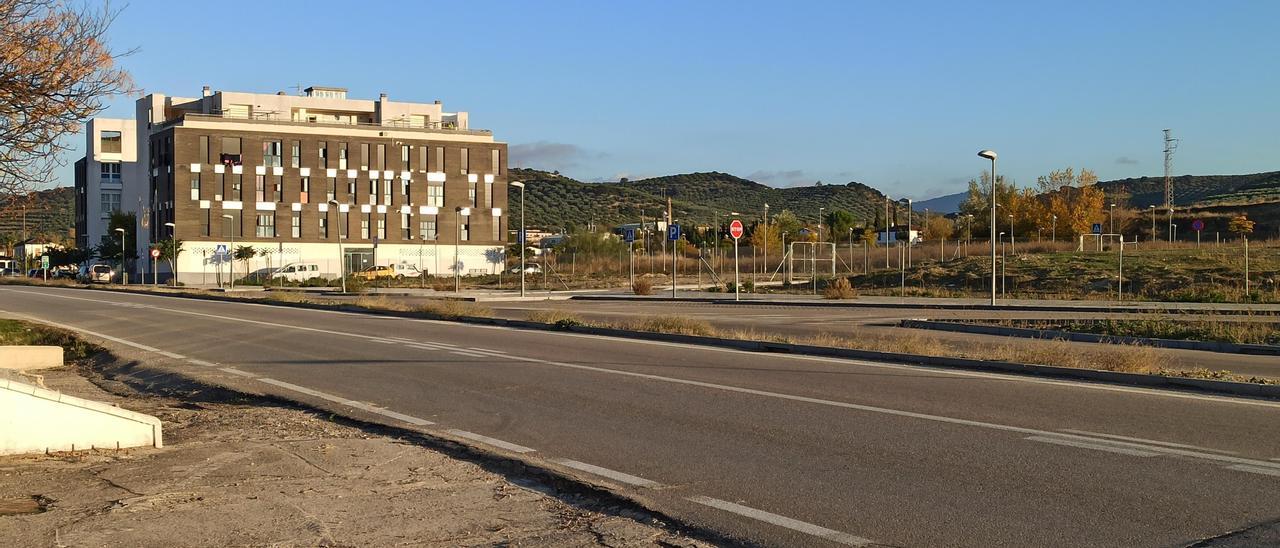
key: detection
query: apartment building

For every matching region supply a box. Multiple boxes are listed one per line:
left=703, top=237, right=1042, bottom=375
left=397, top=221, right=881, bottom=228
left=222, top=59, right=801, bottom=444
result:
left=77, top=86, right=508, bottom=282
left=74, top=118, right=141, bottom=251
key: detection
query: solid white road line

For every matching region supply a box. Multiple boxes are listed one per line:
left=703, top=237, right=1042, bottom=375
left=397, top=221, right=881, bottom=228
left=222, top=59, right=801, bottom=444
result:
left=450, top=350, right=489, bottom=358
left=257, top=377, right=433, bottom=426
left=219, top=367, right=256, bottom=377
left=551, top=458, right=660, bottom=487
left=687, top=495, right=874, bottom=546
left=1025, top=436, right=1161, bottom=457
left=1227, top=464, right=1280, bottom=477
left=1061, top=429, right=1238, bottom=455
left=187, top=359, right=218, bottom=367
left=445, top=429, right=536, bottom=453
left=156, top=350, right=186, bottom=359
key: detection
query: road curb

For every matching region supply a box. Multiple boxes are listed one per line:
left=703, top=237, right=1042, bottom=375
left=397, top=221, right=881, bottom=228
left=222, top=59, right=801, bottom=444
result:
left=899, top=319, right=1280, bottom=356
left=570, top=294, right=1280, bottom=315
left=31, top=282, right=1280, bottom=401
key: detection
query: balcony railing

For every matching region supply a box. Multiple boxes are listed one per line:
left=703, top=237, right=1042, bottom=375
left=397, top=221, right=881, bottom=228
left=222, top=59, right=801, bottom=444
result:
left=160, top=112, right=490, bottom=136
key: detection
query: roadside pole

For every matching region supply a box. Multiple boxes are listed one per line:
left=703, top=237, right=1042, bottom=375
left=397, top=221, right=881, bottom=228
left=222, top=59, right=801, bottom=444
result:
left=729, top=219, right=744, bottom=301
left=668, top=224, right=680, bottom=299
left=1118, top=236, right=1124, bottom=301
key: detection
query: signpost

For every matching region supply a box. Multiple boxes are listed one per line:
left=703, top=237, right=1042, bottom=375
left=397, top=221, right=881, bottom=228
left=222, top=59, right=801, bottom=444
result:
left=729, top=219, right=744, bottom=301
left=150, top=248, right=161, bottom=286
left=215, top=244, right=229, bottom=288
left=625, top=228, right=636, bottom=288
left=40, top=255, right=48, bottom=281
left=1092, top=223, right=1103, bottom=251
left=667, top=224, right=680, bottom=298
left=1192, top=219, right=1204, bottom=247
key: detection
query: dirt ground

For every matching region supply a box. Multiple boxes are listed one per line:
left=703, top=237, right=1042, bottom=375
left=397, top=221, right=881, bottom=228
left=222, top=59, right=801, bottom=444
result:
left=0, top=365, right=710, bottom=547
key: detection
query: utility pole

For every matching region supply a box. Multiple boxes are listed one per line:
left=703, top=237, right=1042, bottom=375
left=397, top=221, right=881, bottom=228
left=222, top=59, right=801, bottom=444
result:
left=1164, top=129, right=1179, bottom=243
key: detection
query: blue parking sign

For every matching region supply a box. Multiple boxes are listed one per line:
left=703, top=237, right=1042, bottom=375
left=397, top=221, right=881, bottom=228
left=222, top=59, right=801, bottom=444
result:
left=667, top=224, right=680, bottom=241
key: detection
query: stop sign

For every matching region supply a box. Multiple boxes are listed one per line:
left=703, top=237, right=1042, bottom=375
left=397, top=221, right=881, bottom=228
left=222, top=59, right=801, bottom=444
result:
left=729, top=219, right=744, bottom=239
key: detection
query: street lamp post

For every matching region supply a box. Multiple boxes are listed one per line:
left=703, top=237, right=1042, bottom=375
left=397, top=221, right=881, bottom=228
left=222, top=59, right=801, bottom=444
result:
left=905, top=199, right=912, bottom=268
left=164, top=222, right=176, bottom=286
left=1109, top=203, right=1116, bottom=236
left=455, top=207, right=471, bottom=293
left=327, top=201, right=346, bottom=294
left=510, top=182, right=525, bottom=297
left=114, top=227, right=127, bottom=284
left=1007, top=213, right=1015, bottom=254
left=1051, top=215, right=1057, bottom=243
left=848, top=227, right=854, bottom=273
left=978, top=150, right=998, bottom=306
left=762, top=203, right=769, bottom=281
left=999, top=231, right=1006, bottom=297
left=1149, top=205, right=1157, bottom=242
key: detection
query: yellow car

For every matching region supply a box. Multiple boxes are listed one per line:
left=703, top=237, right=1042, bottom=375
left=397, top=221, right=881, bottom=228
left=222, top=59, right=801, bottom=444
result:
left=354, top=264, right=422, bottom=280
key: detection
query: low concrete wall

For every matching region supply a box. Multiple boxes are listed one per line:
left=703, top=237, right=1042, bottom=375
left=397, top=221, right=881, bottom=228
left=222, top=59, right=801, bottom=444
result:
left=899, top=320, right=1280, bottom=356
left=0, top=346, right=63, bottom=371
left=0, top=376, right=162, bottom=455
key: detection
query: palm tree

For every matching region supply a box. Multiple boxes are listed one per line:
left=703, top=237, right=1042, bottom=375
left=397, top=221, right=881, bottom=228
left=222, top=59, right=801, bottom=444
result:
left=233, top=245, right=256, bottom=281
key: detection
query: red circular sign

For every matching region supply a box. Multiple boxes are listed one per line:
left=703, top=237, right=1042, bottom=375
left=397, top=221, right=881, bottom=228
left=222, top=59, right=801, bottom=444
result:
left=150, top=248, right=161, bottom=258
left=729, top=219, right=744, bottom=239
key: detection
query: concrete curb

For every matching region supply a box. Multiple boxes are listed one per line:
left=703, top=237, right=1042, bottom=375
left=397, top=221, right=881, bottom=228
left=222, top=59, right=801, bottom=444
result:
left=569, top=294, right=1280, bottom=315
left=1, top=375, right=163, bottom=455
left=31, top=283, right=1280, bottom=401
left=899, top=319, right=1280, bottom=356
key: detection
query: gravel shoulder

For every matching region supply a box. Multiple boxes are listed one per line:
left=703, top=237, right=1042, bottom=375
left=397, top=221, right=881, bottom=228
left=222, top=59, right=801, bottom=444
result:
left=0, top=361, right=710, bottom=547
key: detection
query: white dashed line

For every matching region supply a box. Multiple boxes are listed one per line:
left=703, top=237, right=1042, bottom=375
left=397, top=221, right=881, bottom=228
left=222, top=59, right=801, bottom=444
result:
left=687, top=496, right=874, bottom=546
left=1025, top=436, right=1161, bottom=457
left=219, top=367, right=256, bottom=377
left=450, top=351, right=488, bottom=358
left=187, top=359, right=218, bottom=367
left=156, top=350, right=186, bottom=359
left=552, top=458, right=659, bottom=487
left=469, top=347, right=507, bottom=354
left=1227, top=464, right=1280, bottom=477
left=1061, top=429, right=1238, bottom=454
left=445, top=429, right=536, bottom=453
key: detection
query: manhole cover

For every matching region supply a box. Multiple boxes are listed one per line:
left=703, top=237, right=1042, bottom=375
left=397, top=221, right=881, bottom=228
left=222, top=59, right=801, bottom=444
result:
left=0, top=495, right=48, bottom=516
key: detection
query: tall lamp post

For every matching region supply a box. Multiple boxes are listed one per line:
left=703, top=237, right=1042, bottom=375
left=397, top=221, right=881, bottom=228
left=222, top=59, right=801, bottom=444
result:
left=455, top=207, right=470, bottom=293
left=762, top=203, right=769, bottom=280
left=164, top=222, right=176, bottom=286
left=978, top=150, right=998, bottom=306
left=1149, top=205, right=1157, bottom=242
left=1108, top=203, right=1116, bottom=236
left=510, top=181, right=525, bottom=297
left=114, top=227, right=127, bottom=284
left=327, top=200, right=346, bottom=294
left=220, top=214, right=234, bottom=289
left=1051, top=214, right=1057, bottom=242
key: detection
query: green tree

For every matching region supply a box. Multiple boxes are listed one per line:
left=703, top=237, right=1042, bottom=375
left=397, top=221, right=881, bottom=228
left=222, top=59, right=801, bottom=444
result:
left=770, top=210, right=801, bottom=240
left=156, top=238, right=184, bottom=280
left=48, top=246, right=90, bottom=268
left=233, top=245, right=257, bottom=280
left=823, top=209, right=858, bottom=242
left=94, top=211, right=136, bottom=267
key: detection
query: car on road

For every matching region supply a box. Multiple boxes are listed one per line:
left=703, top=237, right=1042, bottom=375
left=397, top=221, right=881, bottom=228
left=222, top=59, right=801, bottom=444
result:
left=354, top=263, right=422, bottom=280
left=509, top=264, right=542, bottom=274
left=78, top=263, right=115, bottom=284
left=271, top=262, right=323, bottom=282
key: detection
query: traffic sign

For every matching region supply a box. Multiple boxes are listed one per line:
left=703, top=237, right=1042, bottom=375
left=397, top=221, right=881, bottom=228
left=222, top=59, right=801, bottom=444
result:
left=150, top=248, right=161, bottom=258
left=624, top=228, right=636, bottom=243
left=517, top=229, right=526, bottom=244
left=40, top=255, right=49, bottom=269
left=215, top=244, right=228, bottom=255
left=1192, top=219, right=1205, bottom=232
left=1092, top=223, right=1103, bottom=235
left=729, top=219, right=744, bottom=239
left=667, top=224, right=681, bottom=241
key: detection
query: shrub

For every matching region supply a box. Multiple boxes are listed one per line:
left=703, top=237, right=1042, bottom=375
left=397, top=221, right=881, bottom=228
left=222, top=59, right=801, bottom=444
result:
left=823, top=277, right=857, bottom=299
left=631, top=315, right=715, bottom=336
left=528, top=310, right=584, bottom=327
left=632, top=277, right=653, bottom=295
left=741, top=280, right=755, bottom=293
left=414, top=300, right=492, bottom=319
left=724, top=281, right=737, bottom=293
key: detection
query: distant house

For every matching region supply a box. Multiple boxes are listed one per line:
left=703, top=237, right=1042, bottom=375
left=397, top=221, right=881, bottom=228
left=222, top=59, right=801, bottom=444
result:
left=875, top=226, right=921, bottom=246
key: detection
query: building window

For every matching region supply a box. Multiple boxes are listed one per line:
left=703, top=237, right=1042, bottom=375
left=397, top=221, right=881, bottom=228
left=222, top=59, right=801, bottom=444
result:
left=319, top=216, right=329, bottom=239
left=326, top=178, right=335, bottom=202
left=263, top=140, right=282, bottom=167
left=290, top=141, right=300, bottom=168
left=340, top=212, right=349, bottom=239
left=491, top=149, right=499, bottom=174
left=275, top=176, right=283, bottom=203
left=427, top=182, right=443, bottom=207
left=369, top=179, right=378, bottom=204
left=191, top=173, right=201, bottom=200
left=491, top=218, right=500, bottom=241
left=400, top=178, right=410, bottom=197
left=460, top=221, right=469, bottom=241
left=360, top=143, right=369, bottom=170
left=401, top=145, right=410, bottom=170
left=291, top=212, right=301, bottom=238
left=318, top=141, right=328, bottom=168
left=256, top=213, right=276, bottom=238
left=435, top=147, right=444, bottom=172
left=200, top=209, right=211, bottom=236
left=361, top=216, right=370, bottom=239
left=376, top=144, right=385, bottom=171
left=100, top=130, right=122, bottom=153
left=377, top=215, right=386, bottom=240
left=468, top=181, right=477, bottom=206
left=347, top=178, right=356, bottom=202
left=383, top=178, right=392, bottom=204
left=255, top=175, right=266, bottom=202
left=300, top=176, right=310, bottom=203
left=100, top=191, right=121, bottom=214
left=418, top=146, right=427, bottom=173
left=100, top=162, right=121, bottom=183
left=338, top=143, right=348, bottom=169
left=460, top=148, right=469, bottom=175
left=484, top=181, right=493, bottom=208
left=230, top=174, right=242, bottom=200
left=223, top=211, right=242, bottom=238
left=199, top=135, right=210, bottom=164
left=220, top=137, right=242, bottom=166
left=402, top=213, right=412, bottom=240
left=420, top=219, right=437, bottom=240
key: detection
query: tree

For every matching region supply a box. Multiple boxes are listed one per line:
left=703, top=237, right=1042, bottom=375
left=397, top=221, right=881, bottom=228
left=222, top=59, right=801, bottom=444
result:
left=770, top=210, right=801, bottom=241
left=94, top=211, right=135, bottom=266
left=957, top=171, right=1017, bottom=237
left=823, top=209, right=858, bottom=242
left=157, top=238, right=183, bottom=278
left=0, top=0, right=134, bottom=202
left=1229, top=215, right=1255, bottom=239
left=47, top=246, right=89, bottom=268
left=923, top=215, right=954, bottom=241
left=233, top=245, right=256, bottom=280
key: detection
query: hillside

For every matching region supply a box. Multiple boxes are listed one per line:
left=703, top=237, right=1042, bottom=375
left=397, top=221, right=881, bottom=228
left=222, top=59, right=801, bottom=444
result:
left=0, top=186, right=75, bottom=243
left=1098, top=171, right=1280, bottom=208
left=513, top=168, right=886, bottom=229
left=915, top=191, right=967, bottom=215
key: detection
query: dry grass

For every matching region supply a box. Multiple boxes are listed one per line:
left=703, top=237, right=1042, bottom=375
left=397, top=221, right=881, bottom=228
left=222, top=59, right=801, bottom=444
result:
left=632, top=277, right=653, bottom=295
left=527, top=310, right=585, bottom=325
left=626, top=315, right=715, bottom=337
left=413, top=299, right=492, bottom=319
left=823, top=277, right=857, bottom=299
left=265, top=291, right=318, bottom=304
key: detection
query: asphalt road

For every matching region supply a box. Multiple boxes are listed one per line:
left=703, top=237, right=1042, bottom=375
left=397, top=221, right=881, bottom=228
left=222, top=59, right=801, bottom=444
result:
left=4, top=286, right=1280, bottom=547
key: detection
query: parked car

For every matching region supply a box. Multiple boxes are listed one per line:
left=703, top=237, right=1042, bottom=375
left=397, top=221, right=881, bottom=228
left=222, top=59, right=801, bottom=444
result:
left=509, top=263, right=542, bottom=274
left=271, top=262, right=323, bottom=282
left=354, top=263, right=423, bottom=280
left=78, top=263, right=114, bottom=284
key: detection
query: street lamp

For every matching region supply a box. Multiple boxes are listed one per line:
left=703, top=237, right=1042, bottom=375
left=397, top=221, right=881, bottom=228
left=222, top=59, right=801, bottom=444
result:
left=1109, top=203, right=1116, bottom=236
left=818, top=207, right=825, bottom=243
left=220, top=214, right=234, bottom=289
left=1149, top=205, right=1157, bottom=242
left=455, top=207, right=471, bottom=293
left=1051, top=214, right=1057, bottom=242
left=114, top=227, right=127, bottom=284
left=510, top=181, right=525, bottom=297
left=978, top=150, right=997, bottom=306
left=1007, top=214, right=1015, bottom=254
left=327, top=200, right=346, bottom=294
left=164, top=222, right=176, bottom=286
left=998, top=231, right=1006, bottom=297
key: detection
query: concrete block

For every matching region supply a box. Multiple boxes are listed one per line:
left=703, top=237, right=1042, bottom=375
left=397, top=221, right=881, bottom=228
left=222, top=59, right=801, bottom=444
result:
left=0, top=377, right=162, bottom=456
left=0, top=346, right=62, bottom=371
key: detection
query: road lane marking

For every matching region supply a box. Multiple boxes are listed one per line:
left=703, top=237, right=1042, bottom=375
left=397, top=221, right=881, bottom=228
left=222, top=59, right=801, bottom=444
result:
left=219, top=367, right=256, bottom=377
left=687, top=496, right=874, bottom=546
left=1025, top=436, right=1162, bottom=457
left=1061, top=429, right=1238, bottom=454
left=258, top=378, right=433, bottom=426
left=157, top=350, right=186, bottom=359
left=469, top=347, right=507, bottom=354
left=366, top=407, right=434, bottom=426
left=1227, top=464, right=1280, bottom=477
left=551, top=458, right=660, bottom=487
left=187, top=359, right=218, bottom=367
left=445, top=429, right=536, bottom=453
left=450, top=350, right=488, bottom=358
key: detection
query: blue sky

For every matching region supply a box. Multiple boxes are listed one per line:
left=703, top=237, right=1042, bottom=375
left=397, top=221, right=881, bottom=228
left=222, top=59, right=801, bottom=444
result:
left=62, top=0, right=1280, bottom=199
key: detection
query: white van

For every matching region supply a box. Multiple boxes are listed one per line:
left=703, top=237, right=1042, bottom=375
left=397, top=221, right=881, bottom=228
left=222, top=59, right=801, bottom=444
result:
left=271, top=262, right=323, bottom=282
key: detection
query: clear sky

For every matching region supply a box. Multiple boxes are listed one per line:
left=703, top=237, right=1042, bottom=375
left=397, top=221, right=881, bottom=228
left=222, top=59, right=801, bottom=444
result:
left=62, top=0, right=1280, bottom=199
